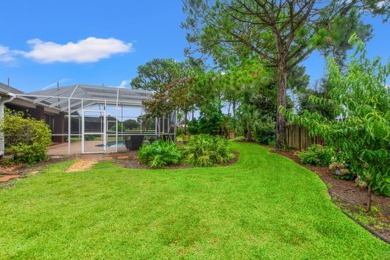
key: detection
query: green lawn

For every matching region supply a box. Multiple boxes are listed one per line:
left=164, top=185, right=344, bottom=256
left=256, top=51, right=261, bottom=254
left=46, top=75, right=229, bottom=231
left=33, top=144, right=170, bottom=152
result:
left=0, top=142, right=388, bottom=258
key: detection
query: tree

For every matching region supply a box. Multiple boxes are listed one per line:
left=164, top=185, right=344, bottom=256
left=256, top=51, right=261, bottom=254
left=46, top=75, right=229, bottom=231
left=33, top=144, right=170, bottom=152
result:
left=315, top=6, right=373, bottom=68
left=297, top=78, right=336, bottom=120
left=182, top=0, right=388, bottom=149
left=131, top=58, right=203, bottom=134
left=123, top=119, right=140, bottom=130
left=283, top=36, right=390, bottom=210
left=131, top=58, right=182, bottom=91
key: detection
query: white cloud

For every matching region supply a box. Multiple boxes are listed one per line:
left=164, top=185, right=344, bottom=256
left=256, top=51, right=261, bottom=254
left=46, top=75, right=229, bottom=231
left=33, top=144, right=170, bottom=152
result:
left=22, top=37, right=133, bottom=63
left=0, top=45, right=16, bottom=63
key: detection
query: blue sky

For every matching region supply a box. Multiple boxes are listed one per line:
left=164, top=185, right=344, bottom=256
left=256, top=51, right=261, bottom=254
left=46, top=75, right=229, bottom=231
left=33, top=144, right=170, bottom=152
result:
left=0, top=0, right=389, bottom=93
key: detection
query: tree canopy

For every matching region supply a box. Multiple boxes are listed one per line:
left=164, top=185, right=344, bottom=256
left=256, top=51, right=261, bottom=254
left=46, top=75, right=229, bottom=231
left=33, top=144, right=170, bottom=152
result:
left=182, top=0, right=389, bottom=149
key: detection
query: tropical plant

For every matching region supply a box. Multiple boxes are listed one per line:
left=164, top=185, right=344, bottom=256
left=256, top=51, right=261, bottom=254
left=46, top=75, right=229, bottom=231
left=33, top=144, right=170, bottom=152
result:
left=1, top=108, right=52, bottom=164
left=138, top=141, right=182, bottom=168
left=184, top=135, right=234, bottom=167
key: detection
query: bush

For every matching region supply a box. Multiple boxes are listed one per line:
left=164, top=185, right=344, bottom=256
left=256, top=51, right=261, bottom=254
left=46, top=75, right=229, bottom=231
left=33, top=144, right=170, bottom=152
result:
left=296, top=144, right=334, bottom=166
left=329, top=161, right=352, bottom=180
left=254, top=123, right=275, bottom=145
left=1, top=109, right=51, bottom=164
left=176, top=128, right=184, bottom=136
left=283, top=37, right=390, bottom=201
left=188, top=119, right=200, bottom=135
left=184, top=135, right=234, bottom=167
left=138, top=141, right=182, bottom=168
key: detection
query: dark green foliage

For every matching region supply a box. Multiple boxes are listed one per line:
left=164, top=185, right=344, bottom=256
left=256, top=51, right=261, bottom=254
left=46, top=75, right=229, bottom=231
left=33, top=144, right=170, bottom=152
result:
left=254, top=116, right=275, bottom=145
left=188, top=119, right=200, bottom=135
left=123, top=119, right=140, bottom=130
left=197, top=102, right=224, bottom=135
left=296, top=144, right=335, bottom=167
left=184, top=135, right=234, bottom=167
left=176, top=128, right=183, bottom=136
left=1, top=109, right=51, bottom=164
left=138, top=141, right=182, bottom=168
left=297, top=78, right=337, bottom=120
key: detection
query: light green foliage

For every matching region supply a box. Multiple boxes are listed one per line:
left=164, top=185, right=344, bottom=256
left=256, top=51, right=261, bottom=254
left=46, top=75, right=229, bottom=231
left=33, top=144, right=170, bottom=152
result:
left=184, top=134, right=234, bottom=166
left=0, top=143, right=388, bottom=258
left=233, top=136, right=246, bottom=142
left=1, top=109, right=51, bottom=164
left=296, top=144, right=335, bottom=167
left=283, top=36, right=390, bottom=196
left=138, top=141, right=182, bottom=168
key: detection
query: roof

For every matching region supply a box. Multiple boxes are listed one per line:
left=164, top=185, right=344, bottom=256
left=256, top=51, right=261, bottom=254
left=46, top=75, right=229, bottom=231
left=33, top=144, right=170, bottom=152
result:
left=0, top=83, right=24, bottom=95
left=15, top=84, right=154, bottom=112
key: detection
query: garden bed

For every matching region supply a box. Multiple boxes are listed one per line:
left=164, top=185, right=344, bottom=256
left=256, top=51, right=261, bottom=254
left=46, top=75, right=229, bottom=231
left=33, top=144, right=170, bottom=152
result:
left=273, top=148, right=390, bottom=242
left=114, top=150, right=239, bottom=169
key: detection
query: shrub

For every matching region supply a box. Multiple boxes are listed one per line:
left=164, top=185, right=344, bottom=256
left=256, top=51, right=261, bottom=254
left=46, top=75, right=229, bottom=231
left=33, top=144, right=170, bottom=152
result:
left=184, top=134, right=234, bottom=167
left=252, top=115, right=275, bottom=145
left=296, top=144, right=334, bottom=166
left=138, top=141, right=182, bottom=168
left=176, top=128, right=183, bottom=136
left=1, top=109, right=51, bottom=164
left=282, top=36, right=390, bottom=202
left=329, top=161, right=352, bottom=180
left=188, top=119, right=200, bottom=135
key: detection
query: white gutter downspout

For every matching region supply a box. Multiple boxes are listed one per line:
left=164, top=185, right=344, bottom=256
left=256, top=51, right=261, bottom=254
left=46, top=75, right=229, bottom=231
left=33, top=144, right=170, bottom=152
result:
left=0, top=93, right=16, bottom=157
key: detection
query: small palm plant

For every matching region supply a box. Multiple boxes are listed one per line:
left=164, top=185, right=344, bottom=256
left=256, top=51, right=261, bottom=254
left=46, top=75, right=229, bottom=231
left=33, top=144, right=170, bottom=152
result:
left=138, top=141, right=182, bottom=168
left=184, top=135, right=234, bottom=167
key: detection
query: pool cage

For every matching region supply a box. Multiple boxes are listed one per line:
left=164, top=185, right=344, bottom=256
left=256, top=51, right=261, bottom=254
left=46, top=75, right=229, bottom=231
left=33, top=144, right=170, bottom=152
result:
left=16, top=85, right=176, bottom=154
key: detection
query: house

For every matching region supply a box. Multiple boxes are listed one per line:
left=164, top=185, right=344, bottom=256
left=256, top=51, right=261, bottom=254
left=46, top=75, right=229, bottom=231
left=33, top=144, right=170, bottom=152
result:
left=0, top=83, right=66, bottom=156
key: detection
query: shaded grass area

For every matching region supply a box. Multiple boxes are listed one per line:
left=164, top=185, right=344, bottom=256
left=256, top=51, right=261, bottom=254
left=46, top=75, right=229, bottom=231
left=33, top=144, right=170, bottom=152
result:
left=0, top=143, right=388, bottom=258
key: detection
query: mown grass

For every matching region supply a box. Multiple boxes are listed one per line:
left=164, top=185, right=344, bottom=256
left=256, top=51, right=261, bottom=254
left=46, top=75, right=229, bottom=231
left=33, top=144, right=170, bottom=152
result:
left=0, top=142, right=388, bottom=258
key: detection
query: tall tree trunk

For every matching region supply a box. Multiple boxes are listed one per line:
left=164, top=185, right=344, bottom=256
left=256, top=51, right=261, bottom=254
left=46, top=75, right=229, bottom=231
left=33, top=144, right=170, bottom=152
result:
left=276, top=66, right=287, bottom=150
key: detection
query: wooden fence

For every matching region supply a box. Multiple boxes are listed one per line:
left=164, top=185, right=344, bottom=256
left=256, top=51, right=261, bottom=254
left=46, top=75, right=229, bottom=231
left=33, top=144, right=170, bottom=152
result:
left=285, top=124, right=325, bottom=150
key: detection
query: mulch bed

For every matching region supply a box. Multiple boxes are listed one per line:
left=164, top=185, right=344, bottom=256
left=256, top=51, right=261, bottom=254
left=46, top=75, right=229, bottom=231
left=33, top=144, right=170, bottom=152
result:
left=114, top=150, right=240, bottom=169
left=272, top=148, right=390, bottom=243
